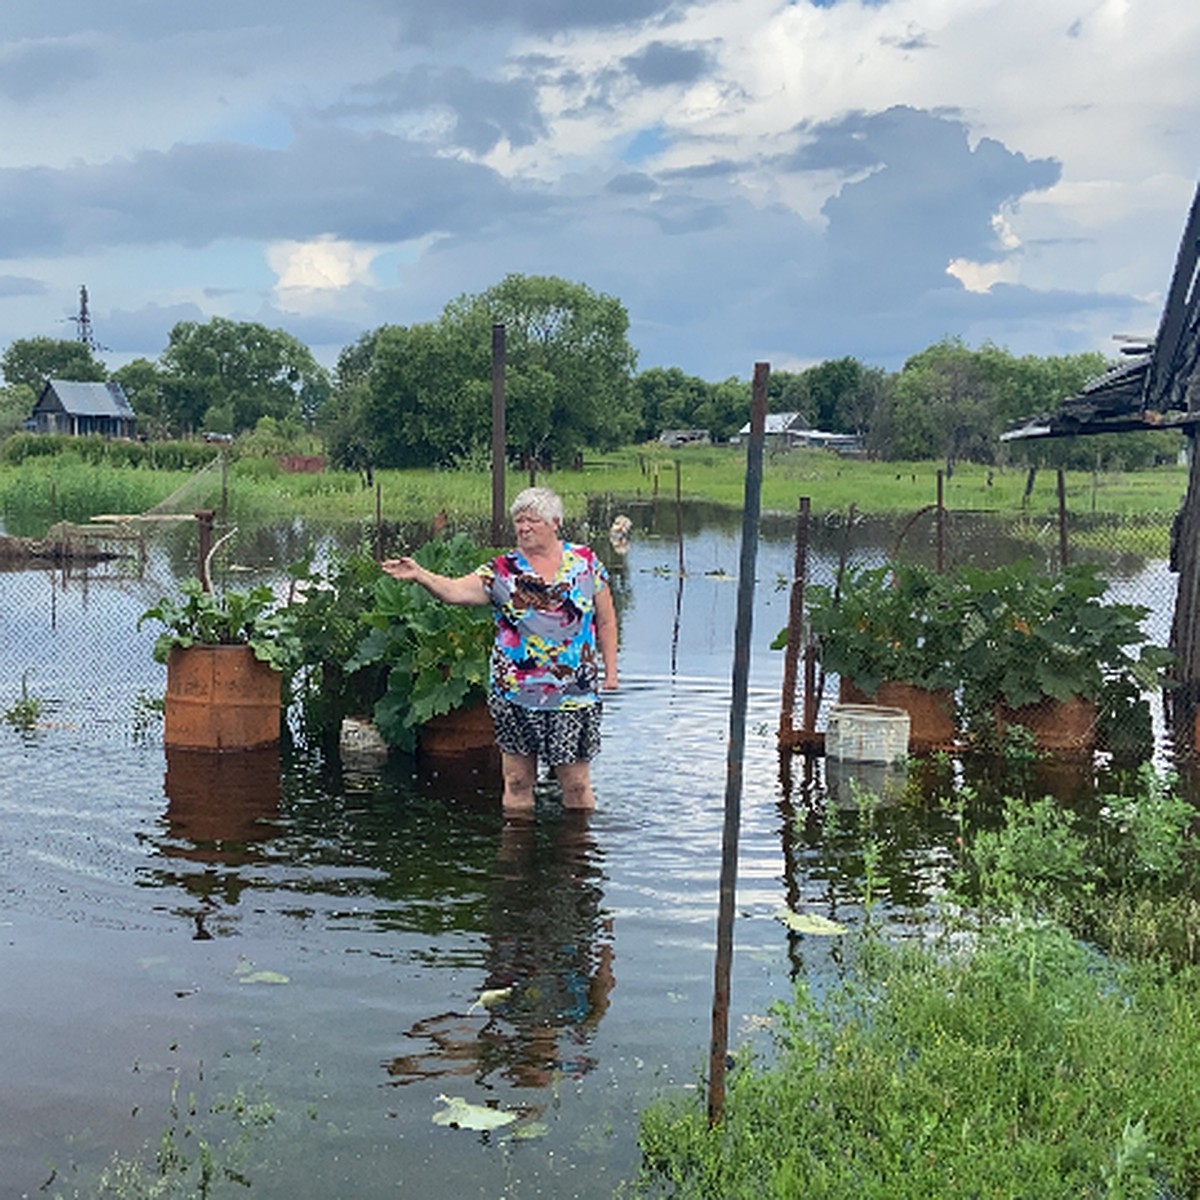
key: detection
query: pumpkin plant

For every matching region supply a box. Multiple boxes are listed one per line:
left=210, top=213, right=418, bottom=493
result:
left=281, top=549, right=389, bottom=746
left=138, top=578, right=302, bottom=673
left=348, top=532, right=496, bottom=752
left=956, top=560, right=1168, bottom=708
left=955, top=560, right=1171, bottom=754
left=786, top=561, right=967, bottom=697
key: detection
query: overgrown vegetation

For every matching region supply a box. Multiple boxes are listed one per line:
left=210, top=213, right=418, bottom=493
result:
left=138, top=579, right=304, bottom=672
left=346, top=533, right=497, bottom=751
left=630, top=767, right=1200, bottom=1199
left=48, top=1070, right=276, bottom=1199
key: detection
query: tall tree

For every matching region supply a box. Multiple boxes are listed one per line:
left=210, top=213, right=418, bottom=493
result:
left=441, top=274, right=639, bottom=468
left=881, top=339, right=1001, bottom=465
left=1, top=337, right=106, bottom=391
left=158, top=317, right=330, bottom=436
left=0, top=383, right=35, bottom=437
left=634, top=366, right=717, bottom=441
left=110, top=358, right=168, bottom=439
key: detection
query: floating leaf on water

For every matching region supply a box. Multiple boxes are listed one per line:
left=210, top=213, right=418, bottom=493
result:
left=774, top=907, right=847, bottom=936
left=432, top=1095, right=517, bottom=1131
left=467, top=986, right=513, bottom=1015
left=238, top=970, right=290, bottom=985
left=234, top=956, right=290, bottom=984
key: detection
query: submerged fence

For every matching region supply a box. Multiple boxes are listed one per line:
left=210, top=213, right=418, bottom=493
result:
left=0, top=469, right=1181, bottom=757
left=775, top=467, right=1179, bottom=762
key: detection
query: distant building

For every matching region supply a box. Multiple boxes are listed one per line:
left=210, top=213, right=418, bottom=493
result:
left=657, top=429, right=711, bottom=448
left=732, top=411, right=809, bottom=445
left=30, top=379, right=137, bottom=439
left=732, top=411, right=862, bottom=454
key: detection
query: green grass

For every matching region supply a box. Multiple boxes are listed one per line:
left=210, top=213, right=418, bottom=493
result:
left=635, top=923, right=1200, bottom=1199
left=0, top=442, right=1188, bottom=544
left=630, top=773, right=1200, bottom=1199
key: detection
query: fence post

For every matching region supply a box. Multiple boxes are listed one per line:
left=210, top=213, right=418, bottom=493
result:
left=778, top=497, right=811, bottom=743
left=708, top=362, right=768, bottom=1127
left=196, top=510, right=215, bottom=592
left=491, top=323, right=507, bottom=547
left=1057, top=468, right=1069, bottom=568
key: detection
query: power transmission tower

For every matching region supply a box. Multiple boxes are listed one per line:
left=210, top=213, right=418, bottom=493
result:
left=69, top=284, right=109, bottom=353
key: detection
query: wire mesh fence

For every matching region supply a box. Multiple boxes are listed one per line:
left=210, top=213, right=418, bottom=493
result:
left=770, top=467, right=1179, bottom=761
left=0, top=467, right=1181, bottom=760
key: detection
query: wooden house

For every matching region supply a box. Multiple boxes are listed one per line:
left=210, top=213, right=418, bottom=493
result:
left=734, top=411, right=863, bottom=454
left=30, top=379, right=137, bottom=439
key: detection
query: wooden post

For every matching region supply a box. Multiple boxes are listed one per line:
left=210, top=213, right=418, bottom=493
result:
left=708, top=362, right=768, bottom=1128
left=491, top=323, right=506, bottom=547
left=936, top=470, right=945, bottom=573
left=778, top=497, right=811, bottom=743
left=196, top=509, right=215, bottom=592
left=375, top=482, right=383, bottom=562
left=1170, top=428, right=1200, bottom=749
left=675, top=459, right=685, bottom=577
left=1057, top=467, right=1069, bottom=569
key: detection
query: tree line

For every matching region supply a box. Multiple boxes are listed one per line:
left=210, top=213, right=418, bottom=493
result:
left=0, top=272, right=1177, bottom=471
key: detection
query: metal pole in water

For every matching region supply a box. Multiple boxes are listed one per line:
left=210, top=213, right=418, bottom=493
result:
left=777, top=496, right=811, bottom=743
left=708, top=363, right=769, bottom=1127
left=491, top=323, right=507, bottom=547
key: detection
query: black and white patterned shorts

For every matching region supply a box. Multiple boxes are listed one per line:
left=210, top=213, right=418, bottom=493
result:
left=486, top=696, right=602, bottom=765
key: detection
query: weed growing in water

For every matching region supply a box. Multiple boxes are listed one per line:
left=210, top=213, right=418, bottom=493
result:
left=48, top=1069, right=276, bottom=1200
left=3, top=671, right=42, bottom=732
left=631, top=766, right=1200, bottom=1198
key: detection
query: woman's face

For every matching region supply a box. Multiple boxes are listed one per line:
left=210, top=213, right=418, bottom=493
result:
left=513, top=509, right=557, bottom=551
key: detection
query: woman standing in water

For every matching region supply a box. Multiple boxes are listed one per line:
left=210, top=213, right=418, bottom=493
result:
left=382, top=487, right=619, bottom=813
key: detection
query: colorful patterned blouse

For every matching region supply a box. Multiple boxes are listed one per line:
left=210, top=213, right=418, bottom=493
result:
left=475, top=543, right=609, bottom=710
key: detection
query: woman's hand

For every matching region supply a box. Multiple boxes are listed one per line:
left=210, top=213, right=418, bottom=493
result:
left=380, top=558, right=490, bottom=606
left=380, top=556, right=421, bottom=582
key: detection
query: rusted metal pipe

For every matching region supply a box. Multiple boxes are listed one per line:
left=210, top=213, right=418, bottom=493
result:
left=196, top=510, right=215, bottom=592
left=491, top=323, right=507, bottom=547
left=1057, top=467, right=1069, bottom=569
left=708, top=363, right=768, bottom=1127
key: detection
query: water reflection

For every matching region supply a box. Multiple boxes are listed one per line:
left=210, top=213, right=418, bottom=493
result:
left=386, top=811, right=613, bottom=1090
left=162, top=746, right=282, bottom=863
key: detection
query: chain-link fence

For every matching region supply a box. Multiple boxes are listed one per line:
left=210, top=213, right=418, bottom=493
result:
left=773, top=467, right=1178, bottom=761
left=0, top=471, right=1181, bottom=760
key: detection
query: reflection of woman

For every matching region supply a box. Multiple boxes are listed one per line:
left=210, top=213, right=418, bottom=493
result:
left=381, top=487, right=619, bottom=813
left=482, top=814, right=614, bottom=1086
left=384, top=813, right=614, bottom=1091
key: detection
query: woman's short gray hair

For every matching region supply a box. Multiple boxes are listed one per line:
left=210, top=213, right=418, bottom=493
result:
left=510, top=486, right=564, bottom=525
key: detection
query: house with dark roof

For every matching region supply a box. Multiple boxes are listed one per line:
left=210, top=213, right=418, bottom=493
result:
left=30, top=379, right=137, bottom=438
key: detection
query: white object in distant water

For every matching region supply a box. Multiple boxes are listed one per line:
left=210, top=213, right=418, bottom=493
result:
left=608, top=514, right=632, bottom=555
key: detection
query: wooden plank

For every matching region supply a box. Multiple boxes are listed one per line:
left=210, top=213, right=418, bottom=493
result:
left=1146, top=181, right=1200, bottom=411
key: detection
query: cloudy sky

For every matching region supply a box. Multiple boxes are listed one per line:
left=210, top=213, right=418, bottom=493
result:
left=1, top=0, right=1197, bottom=383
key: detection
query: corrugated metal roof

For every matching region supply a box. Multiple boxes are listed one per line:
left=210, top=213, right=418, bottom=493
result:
left=42, top=379, right=135, bottom=417
left=737, top=411, right=810, bottom=435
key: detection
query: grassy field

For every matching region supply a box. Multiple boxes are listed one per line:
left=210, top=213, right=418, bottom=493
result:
left=0, top=442, right=1188, bottom=540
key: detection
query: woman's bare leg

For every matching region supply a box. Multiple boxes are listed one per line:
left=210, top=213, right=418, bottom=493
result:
left=555, top=760, right=596, bottom=811
left=501, top=751, right=538, bottom=813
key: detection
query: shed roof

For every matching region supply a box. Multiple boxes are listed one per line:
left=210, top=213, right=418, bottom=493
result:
left=1004, top=179, right=1200, bottom=442
left=738, top=411, right=810, bottom=435
left=37, top=379, right=135, bottom=418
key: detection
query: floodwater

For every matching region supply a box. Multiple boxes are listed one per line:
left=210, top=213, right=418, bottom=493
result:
left=0, top=507, right=1173, bottom=1198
